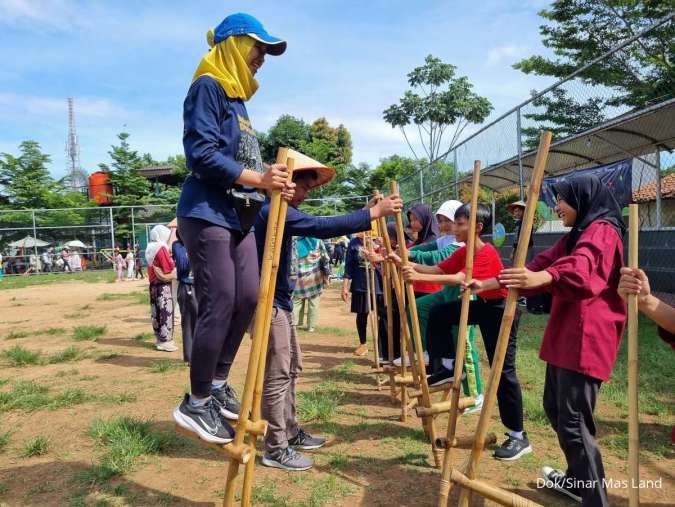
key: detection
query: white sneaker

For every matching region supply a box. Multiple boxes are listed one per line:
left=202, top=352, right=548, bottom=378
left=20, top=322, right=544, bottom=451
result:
left=156, top=340, right=178, bottom=352
left=392, top=351, right=429, bottom=367
left=462, top=394, right=483, bottom=415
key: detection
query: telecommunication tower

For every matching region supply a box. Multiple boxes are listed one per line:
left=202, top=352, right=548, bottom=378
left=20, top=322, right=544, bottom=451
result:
left=66, top=97, right=88, bottom=191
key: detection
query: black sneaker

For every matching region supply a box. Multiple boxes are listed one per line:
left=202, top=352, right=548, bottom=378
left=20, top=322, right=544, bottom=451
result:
left=261, top=447, right=313, bottom=471
left=288, top=428, right=326, bottom=450
left=493, top=432, right=532, bottom=461
left=173, top=394, right=235, bottom=444
left=427, top=365, right=466, bottom=387
left=540, top=466, right=582, bottom=503
left=212, top=383, right=241, bottom=420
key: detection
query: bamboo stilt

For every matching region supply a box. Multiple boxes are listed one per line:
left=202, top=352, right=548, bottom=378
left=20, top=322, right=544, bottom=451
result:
left=379, top=216, right=398, bottom=402
left=450, top=469, right=543, bottom=507
left=442, top=131, right=552, bottom=507
left=365, top=231, right=382, bottom=389
left=627, top=204, right=639, bottom=507
left=390, top=181, right=442, bottom=468
left=437, top=160, right=482, bottom=499
left=223, top=150, right=294, bottom=507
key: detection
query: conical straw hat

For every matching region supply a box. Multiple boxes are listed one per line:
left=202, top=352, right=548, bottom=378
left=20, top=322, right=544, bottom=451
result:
left=286, top=148, right=335, bottom=188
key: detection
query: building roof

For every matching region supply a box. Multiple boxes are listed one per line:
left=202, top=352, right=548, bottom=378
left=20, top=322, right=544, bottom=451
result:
left=138, top=165, right=175, bottom=178
left=632, top=173, right=675, bottom=203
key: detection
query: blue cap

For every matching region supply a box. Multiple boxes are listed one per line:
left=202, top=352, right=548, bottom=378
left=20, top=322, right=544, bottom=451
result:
left=213, top=13, right=287, bottom=56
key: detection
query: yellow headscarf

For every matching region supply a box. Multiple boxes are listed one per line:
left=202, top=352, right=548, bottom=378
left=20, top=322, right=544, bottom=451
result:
left=192, top=29, right=259, bottom=101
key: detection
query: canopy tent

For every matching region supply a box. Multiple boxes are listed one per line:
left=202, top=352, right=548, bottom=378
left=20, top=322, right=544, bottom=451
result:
left=8, top=236, right=50, bottom=248
left=457, top=97, right=675, bottom=192
left=64, top=239, right=90, bottom=249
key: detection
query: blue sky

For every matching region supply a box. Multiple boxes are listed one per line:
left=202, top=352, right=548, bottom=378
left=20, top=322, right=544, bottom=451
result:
left=0, top=0, right=554, bottom=179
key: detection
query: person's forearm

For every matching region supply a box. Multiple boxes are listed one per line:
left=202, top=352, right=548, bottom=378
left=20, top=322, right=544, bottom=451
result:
left=412, top=263, right=443, bottom=275
left=639, top=294, right=675, bottom=334
left=235, top=169, right=265, bottom=188
left=478, top=277, right=501, bottom=292
left=411, top=272, right=463, bottom=285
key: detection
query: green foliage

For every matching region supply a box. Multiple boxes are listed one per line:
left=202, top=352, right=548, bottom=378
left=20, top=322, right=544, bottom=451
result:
left=22, top=436, right=49, bottom=457
left=98, top=133, right=151, bottom=206
left=514, top=1, right=675, bottom=144
left=4, top=330, right=29, bottom=340
left=72, top=325, right=107, bottom=342
left=89, top=416, right=182, bottom=474
left=0, top=381, right=50, bottom=412
left=297, top=380, right=344, bottom=423
left=1, top=345, right=42, bottom=366
left=384, top=55, right=492, bottom=163
left=366, top=155, right=418, bottom=193
left=48, top=346, right=84, bottom=364
left=0, top=430, right=11, bottom=452
left=258, top=115, right=312, bottom=162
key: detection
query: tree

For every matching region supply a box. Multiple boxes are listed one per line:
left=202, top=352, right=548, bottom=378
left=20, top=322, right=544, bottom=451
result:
left=514, top=1, right=674, bottom=143
left=98, top=133, right=152, bottom=206
left=383, top=55, right=493, bottom=165
left=258, top=115, right=311, bottom=163
left=366, top=155, right=418, bottom=193
left=0, top=141, right=57, bottom=209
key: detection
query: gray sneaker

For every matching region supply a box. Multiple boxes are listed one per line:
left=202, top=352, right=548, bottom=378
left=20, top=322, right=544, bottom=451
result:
left=288, top=428, right=326, bottom=450
left=261, top=447, right=313, bottom=471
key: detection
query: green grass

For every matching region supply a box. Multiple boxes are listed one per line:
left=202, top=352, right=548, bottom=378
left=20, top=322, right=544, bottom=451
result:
left=251, top=481, right=290, bottom=506
left=46, top=388, right=91, bottom=410
left=97, top=291, right=149, bottom=305
left=41, top=327, right=67, bottom=336
left=0, top=430, right=10, bottom=452
left=149, top=360, right=184, bottom=373
left=312, top=326, right=354, bottom=337
left=299, top=476, right=355, bottom=507
left=0, top=483, right=7, bottom=495
left=0, top=270, right=115, bottom=290
left=4, top=330, right=29, bottom=340
left=1, top=345, right=43, bottom=366
left=55, top=368, right=80, bottom=378
left=133, top=332, right=153, bottom=342
left=297, top=380, right=344, bottom=423
left=21, top=436, right=49, bottom=457
left=48, top=346, right=84, bottom=364
left=72, top=325, right=107, bottom=341
left=89, top=416, right=183, bottom=474
left=0, top=381, right=49, bottom=412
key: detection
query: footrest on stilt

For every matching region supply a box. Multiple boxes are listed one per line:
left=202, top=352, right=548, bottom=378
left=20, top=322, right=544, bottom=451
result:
left=408, top=383, right=453, bottom=398
left=393, top=374, right=416, bottom=386
left=175, top=424, right=252, bottom=464
left=435, top=432, right=497, bottom=450
left=414, top=396, right=475, bottom=418
left=450, top=468, right=543, bottom=506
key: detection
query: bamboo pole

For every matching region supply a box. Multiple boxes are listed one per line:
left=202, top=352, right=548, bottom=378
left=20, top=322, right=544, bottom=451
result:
left=368, top=233, right=382, bottom=375
left=627, top=204, right=640, bottom=507
left=380, top=216, right=416, bottom=419
left=451, top=131, right=552, bottom=507
left=390, top=180, right=443, bottom=468
left=382, top=254, right=398, bottom=402
left=450, top=470, right=543, bottom=507
left=438, top=160, right=482, bottom=501
left=240, top=156, right=296, bottom=506
left=223, top=150, right=292, bottom=506
left=364, top=232, right=382, bottom=389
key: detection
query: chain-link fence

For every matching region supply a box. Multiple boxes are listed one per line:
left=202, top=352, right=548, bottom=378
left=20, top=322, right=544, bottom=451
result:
left=396, top=12, right=674, bottom=293
left=0, top=204, right=176, bottom=275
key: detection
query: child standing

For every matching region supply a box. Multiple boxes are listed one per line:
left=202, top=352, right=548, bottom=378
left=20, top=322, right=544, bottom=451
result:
left=114, top=247, right=126, bottom=282
left=403, top=202, right=529, bottom=461
left=125, top=249, right=135, bottom=280
left=492, top=175, right=626, bottom=506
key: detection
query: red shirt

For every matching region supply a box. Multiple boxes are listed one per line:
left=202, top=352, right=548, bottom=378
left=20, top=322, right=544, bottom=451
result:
left=408, top=241, right=443, bottom=295
left=148, top=246, right=175, bottom=285
left=438, top=243, right=507, bottom=300
left=525, top=221, right=626, bottom=381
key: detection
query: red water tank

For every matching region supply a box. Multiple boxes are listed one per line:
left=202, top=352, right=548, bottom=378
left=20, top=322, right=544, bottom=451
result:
left=88, top=171, right=113, bottom=204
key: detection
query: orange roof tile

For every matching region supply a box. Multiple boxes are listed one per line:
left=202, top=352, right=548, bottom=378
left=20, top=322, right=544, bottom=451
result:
left=632, top=173, right=675, bottom=203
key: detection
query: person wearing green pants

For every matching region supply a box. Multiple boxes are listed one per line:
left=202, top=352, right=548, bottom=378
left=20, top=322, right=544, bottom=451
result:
left=406, top=200, right=484, bottom=405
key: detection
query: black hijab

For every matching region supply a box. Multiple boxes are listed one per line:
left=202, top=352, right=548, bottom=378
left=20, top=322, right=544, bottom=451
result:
left=552, top=174, right=626, bottom=253
left=407, top=204, right=439, bottom=246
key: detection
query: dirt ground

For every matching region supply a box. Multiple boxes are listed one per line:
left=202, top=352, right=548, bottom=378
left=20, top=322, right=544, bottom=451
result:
left=0, top=278, right=673, bottom=506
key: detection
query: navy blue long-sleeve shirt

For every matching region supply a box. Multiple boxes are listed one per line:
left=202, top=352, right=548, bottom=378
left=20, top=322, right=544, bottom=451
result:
left=255, top=204, right=372, bottom=312
left=177, top=76, right=265, bottom=231
left=171, top=240, right=193, bottom=285
left=344, top=237, right=382, bottom=294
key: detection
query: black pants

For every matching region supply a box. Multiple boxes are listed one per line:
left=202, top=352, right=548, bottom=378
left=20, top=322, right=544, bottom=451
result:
left=178, top=217, right=259, bottom=397
left=544, top=364, right=607, bottom=507
left=427, top=298, right=524, bottom=432
left=378, top=290, right=401, bottom=360
left=177, top=282, right=198, bottom=363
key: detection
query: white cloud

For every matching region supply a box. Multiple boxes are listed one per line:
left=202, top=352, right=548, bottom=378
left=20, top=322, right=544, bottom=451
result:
left=0, top=93, right=128, bottom=119
left=486, top=44, right=530, bottom=66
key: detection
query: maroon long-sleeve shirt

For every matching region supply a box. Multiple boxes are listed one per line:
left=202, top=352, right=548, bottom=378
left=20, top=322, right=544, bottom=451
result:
left=525, top=220, right=626, bottom=381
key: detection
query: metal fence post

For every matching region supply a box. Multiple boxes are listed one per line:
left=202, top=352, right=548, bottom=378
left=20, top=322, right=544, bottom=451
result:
left=131, top=207, right=136, bottom=249
left=31, top=210, right=38, bottom=261
left=516, top=107, right=525, bottom=200
left=419, top=166, right=424, bottom=204
left=656, top=151, right=662, bottom=229
left=109, top=207, right=115, bottom=250
left=453, top=150, right=459, bottom=199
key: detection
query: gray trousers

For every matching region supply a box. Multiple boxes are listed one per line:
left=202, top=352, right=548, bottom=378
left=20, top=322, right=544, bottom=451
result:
left=262, top=308, right=302, bottom=453
left=177, top=282, right=198, bottom=363
left=544, top=364, right=607, bottom=507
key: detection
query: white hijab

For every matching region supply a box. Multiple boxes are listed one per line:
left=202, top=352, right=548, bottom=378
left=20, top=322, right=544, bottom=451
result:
left=145, top=225, right=171, bottom=265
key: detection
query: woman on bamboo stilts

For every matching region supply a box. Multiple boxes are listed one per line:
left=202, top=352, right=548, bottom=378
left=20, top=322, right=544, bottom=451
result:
left=173, top=13, right=294, bottom=444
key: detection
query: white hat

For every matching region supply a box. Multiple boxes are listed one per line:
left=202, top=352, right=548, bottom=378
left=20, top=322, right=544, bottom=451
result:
left=435, top=200, right=463, bottom=221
